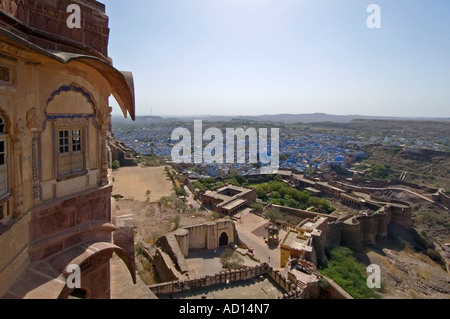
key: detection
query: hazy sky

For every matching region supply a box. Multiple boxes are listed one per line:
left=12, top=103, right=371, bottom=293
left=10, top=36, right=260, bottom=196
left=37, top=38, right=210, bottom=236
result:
left=103, top=0, right=450, bottom=118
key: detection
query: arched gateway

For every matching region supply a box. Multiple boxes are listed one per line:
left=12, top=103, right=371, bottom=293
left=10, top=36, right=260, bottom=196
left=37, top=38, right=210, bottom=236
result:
left=219, top=232, right=229, bottom=247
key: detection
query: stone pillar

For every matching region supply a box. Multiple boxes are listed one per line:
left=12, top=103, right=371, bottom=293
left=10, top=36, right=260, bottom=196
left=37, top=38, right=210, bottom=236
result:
left=12, top=119, right=25, bottom=217
left=100, top=125, right=109, bottom=186
left=206, top=222, right=217, bottom=250
left=97, top=105, right=112, bottom=186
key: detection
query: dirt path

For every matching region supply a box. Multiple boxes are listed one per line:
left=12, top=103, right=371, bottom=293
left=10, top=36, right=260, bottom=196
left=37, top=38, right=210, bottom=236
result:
left=112, top=166, right=174, bottom=201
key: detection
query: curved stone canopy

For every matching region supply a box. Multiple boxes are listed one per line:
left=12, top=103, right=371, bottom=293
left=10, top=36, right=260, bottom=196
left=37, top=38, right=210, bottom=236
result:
left=0, top=28, right=135, bottom=120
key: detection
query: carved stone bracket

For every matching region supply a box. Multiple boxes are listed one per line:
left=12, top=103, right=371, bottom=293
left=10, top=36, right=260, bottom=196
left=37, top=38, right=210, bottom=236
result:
left=26, top=107, right=45, bottom=131
left=100, top=126, right=109, bottom=186
left=96, top=106, right=112, bottom=127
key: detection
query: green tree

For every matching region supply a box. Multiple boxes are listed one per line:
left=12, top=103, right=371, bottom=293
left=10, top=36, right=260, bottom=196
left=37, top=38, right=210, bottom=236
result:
left=264, top=207, right=283, bottom=224
left=193, top=181, right=205, bottom=190
left=319, top=247, right=381, bottom=299
left=175, top=187, right=187, bottom=197
left=274, top=174, right=284, bottom=182
left=112, top=160, right=120, bottom=170
left=221, top=249, right=244, bottom=270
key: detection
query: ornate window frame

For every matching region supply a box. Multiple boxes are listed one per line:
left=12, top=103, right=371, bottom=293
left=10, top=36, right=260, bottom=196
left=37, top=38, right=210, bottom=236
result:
left=54, top=117, right=89, bottom=181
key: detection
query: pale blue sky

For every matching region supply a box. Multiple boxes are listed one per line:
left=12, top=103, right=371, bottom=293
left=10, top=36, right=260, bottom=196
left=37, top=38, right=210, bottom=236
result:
left=103, top=0, right=450, bottom=118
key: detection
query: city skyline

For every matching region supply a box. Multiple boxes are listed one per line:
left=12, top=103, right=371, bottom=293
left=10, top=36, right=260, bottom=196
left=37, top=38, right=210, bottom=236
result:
left=104, top=0, right=450, bottom=118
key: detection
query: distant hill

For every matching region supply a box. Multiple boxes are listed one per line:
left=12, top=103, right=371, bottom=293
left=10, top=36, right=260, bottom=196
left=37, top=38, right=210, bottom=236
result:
left=113, top=113, right=450, bottom=124
left=230, top=113, right=450, bottom=124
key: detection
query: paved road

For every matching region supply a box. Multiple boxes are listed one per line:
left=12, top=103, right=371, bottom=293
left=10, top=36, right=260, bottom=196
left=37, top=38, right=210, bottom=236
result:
left=234, top=209, right=285, bottom=269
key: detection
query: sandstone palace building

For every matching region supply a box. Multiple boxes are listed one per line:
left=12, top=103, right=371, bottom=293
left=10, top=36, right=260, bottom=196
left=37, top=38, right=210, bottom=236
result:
left=0, top=1, right=136, bottom=299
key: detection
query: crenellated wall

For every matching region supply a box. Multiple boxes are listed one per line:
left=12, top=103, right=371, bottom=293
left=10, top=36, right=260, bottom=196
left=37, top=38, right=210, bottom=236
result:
left=340, top=218, right=364, bottom=252
left=149, top=264, right=270, bottom=296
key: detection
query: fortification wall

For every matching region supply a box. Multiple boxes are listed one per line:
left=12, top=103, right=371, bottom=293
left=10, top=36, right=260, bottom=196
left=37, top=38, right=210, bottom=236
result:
left=185, top=224, right=209, bottom=250
left=155, top=233, right=189, bottom=274
left=271, top=204, right=338, bottom=222
left=327, top=222, right=342, bottom=250
left=149, top=264, right=270, bottom=296
left=0, top=0, right=110, bottom=58
left=389, top=205, right=413, bottom=228
left=146, top=248, right=179, bottom=282
left=357, top=212, right=389, bottom=244
left=321, top=275, right=353, bottom=299
left=340, top=219, right=363, bottom=251
left=182, top=220, right=235, bottom=251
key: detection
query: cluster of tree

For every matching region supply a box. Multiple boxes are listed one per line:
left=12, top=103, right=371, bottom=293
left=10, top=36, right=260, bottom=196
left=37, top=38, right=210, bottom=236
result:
left=319, top=247, right=383, bottom=299
left=193, top=177, right=224, bottom=190
left=369, top=163, right=391, bottom=179
left=253, top=180, right=335, bottom=214
left=161, top=195, right=191, bottom=213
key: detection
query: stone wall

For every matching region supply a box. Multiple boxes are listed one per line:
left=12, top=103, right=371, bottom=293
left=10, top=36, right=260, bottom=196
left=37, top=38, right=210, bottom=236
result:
left=270, top=204, right=338, bottom=222
left=146, top=248, right=178, bottom=283
left=340, top=218, right=364, bottom=252
left=321, top=275, right=353, bottom=299
left=389, top=205, right=413, bottom=229
left=155, top=233, right=189, bottom=275
left=149, top=264, right=270, bottom=296
left=0, top=0, right=110, bottom=59
left=29, top=185, right=113, bottom=262
left=327, top=221, right=342, bottom=250
left=0, top=213, right=31, bottom=298
left=149, top=264, right=310, bottom=299
left=184, top=223, right=210, bottom=250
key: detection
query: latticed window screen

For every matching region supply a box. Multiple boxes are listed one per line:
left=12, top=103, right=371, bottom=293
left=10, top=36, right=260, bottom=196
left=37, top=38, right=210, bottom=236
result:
left=0, top=65, right=10, bottom=83
left=58, top=129, right=84, bottom=176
